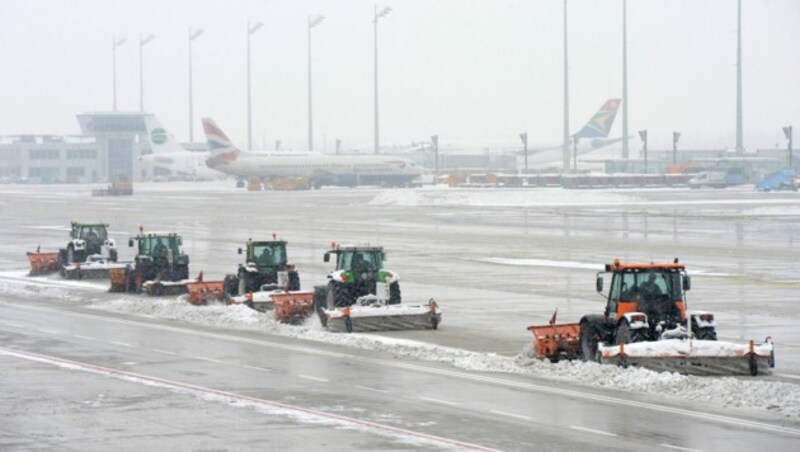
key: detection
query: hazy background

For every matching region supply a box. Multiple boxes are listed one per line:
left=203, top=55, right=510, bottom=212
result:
left=0, top=0, right=798, bottom=152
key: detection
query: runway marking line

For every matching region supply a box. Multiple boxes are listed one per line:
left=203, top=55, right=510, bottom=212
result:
left=244, top=365, right=272, bottom=373
left=355, top=385, right=390, bottom=394
left=151, top=349, right=177, bottom=356
left=0, top=347, right=498, bottom=452
left=74, top=335, right=96, bottom=341
left=37, top=328, right=61, bottom=335
left=660, top=444, right=703, bottom=452
left=418, top=396, right=458, bottom=406
left=299, top=374, right=329, bottom=383
left=488, top=410, right=532, bottom=421
left=4, top=302, right=800, bottom=438
left=569, top=425, right=617, bottom=437
left=193, top=356, right=222, bottom=364
left=110, top=341, right=133, bottom=348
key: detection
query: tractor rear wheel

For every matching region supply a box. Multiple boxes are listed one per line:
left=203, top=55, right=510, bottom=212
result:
left=579, top=322, right=600, bottom=362
left=329, top=281, right=352, bottom=307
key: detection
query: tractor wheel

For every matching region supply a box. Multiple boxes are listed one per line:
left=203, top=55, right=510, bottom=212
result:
left=328, top=281, right=352, bottom=308
left=615, top=321, right=632, bottom=345
left=223, top=274, right=239, bottom=296
left=313, top=285, right=328, bottom=327
left=695, top=327, right=717, bottom=341
left=579, top=322, right=600, bottom=362
left=58, top=249, right=68, bottom=277
left=110, top=248, right=118, bottom=262
left=389, top=282, right=401, bottom=305
left=288, top=271, right=301, bottom=291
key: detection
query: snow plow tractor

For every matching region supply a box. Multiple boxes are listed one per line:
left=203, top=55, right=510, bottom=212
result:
left=314, top=243, right=441, bottom=333
left=222, top=236, right=301, bottom=299
left=57, top=221, right=125, bottom=279
left=527, top=258, right=774, bottom=376
left=109, top=228, right=190, bottom=295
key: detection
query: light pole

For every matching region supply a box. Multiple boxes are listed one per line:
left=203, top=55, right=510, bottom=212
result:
left=572, top=136, right=579, bottom=172
left=308, top=15, right=325, bottom=151
left=247, top=21, right=263, bottom=150
left=112, top=36, right=126, bottom=111
left=784, top=126, right=793, bottom=168
left=519, top=133, right=528, bottom=174
left=639, top=130, right=648, bottom=173
left=672, top=131, right=681, bottom=165
left=188, top=27, right=203, bottom=142
left=374, top=5, right=392, bottom=154
left=431, top=135, right=439, bottom=174
left=562, top=0, right=570, bottom=172
left=622, top=0, right=629, bottom=160
left=736, top=0, right=744, bottom=154
left=139, top=34, right=154, bottom=112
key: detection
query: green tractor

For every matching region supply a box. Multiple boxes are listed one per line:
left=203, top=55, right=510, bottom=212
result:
left=125, top=229, right=190, bottom=292
left=223, top=237, right=300, bottom=296
left=321, top=244, right=401, bottom=308
left=58, top=221, right=118, bottom=276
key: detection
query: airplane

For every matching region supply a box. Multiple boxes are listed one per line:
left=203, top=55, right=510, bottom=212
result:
left=430, top=98, right=624, bottom=167
left=201, top=118, right=423, bottom=188
left=140, top=116, right=221, bottom=181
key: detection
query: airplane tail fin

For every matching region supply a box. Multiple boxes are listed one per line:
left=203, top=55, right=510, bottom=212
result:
left=145, top=116, right=186, bottom=154
left=201, top=118, right=240, bottom=164
left=573, top=98, right=621, bottom=139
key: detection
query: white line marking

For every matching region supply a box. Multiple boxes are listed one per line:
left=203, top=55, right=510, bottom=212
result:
left=110, top=341, right=133, bottom=348
left=775, top=373, right=800, bottom=381
left=151, top=349, right=177, bottom=356
left=1, top=322, right=24, bottom=328
left=355, top=385, right=390, bottom=394
left=488, top=410, right=532, bottom=421
left=193, top=356, right=222, bottom=364
left=418, top=396, right=458, bottom=407
left=74, top=335, right=96, bottom=341
left=569, top=425, right=617, bottom=437
left=299, top=374, right=329, bottom=383
left=37, top=328, right=61, bottom=335
left=660, top=444, right=703, bottom=452
left=244, top=365, right=272, bottom=373
left=4, top=302, right=800, bottom=437
left=0, top=347, right=498, bottom=452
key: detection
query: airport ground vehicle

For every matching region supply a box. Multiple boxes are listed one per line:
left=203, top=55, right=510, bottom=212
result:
left=314, top=244, right=440, bottom=333
left=527, top=259, right=774, bottom=375
left=57, top=221, right=125, bottom=279
left=222, top=236, right=301, bottom=296
left=109, top=228, right=190, bottom=295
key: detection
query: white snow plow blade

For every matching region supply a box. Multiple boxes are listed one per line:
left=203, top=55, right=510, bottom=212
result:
left=599, top=338, right=775, bottom=376
left=62, top=257, right=129, bottom=280
left=323, top=303, right=442, bottom=333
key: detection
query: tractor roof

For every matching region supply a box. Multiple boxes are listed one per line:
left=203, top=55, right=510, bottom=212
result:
left=606, top=258, right=685, bottom=272
left=248, top=240, right=288, bottom=246
left=72, top=221, right=109, bottom=227
left=329, top=245, right=384, bottom=252
left=131, top=231, right=180, bottom=239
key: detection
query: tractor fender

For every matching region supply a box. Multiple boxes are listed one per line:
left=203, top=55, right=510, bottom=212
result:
left=71, top=239, right=86, bottom=251
left=379, top=269, right=399, bottom=284
left=328, top=270, right=351, bottom=283
left=621, top=312, right=649, bottom=330
left=689, top=310, right=717, bottom=328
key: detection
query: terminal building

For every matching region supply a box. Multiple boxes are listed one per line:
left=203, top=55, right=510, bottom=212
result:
left=0, top=112, right=155, bottom=184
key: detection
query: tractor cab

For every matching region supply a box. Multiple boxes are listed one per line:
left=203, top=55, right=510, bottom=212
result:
left=325, top=246, right=385, bottom=276
left=59, top=221, right=117, bottom=269
left=130, top=232, right=183, bottom=260
left=323, top=244, right=400, bottom=307
left=127, top=229, right=190, bottom=283
left=241, top=240, right=288, bottom=270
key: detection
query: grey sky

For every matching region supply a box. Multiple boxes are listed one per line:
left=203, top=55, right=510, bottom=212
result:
left=1, top=0, right=798, bottom=152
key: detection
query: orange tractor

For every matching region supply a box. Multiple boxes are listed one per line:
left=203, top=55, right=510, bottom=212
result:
left=528, top=259, right=774, bottom=375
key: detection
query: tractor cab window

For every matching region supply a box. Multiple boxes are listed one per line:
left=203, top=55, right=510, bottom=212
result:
left=353, top=252, right=381, bottom=273
left=617, top=272, right=637, bottom=301
left=144, top=236, right=179, bottom=258
left=80, top=225, right=107, bottom=241
left=253, top=245, right=285, bottom=266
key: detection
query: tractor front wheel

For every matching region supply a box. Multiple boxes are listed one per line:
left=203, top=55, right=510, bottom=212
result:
left=579, top=322, right=600, bottom=362
left=327, top=281, right=352, bottom=308
left=389, top=281, right=401, bottom=305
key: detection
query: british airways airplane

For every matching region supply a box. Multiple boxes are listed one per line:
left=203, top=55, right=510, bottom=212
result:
left=201, top=118, right=422, bottom=188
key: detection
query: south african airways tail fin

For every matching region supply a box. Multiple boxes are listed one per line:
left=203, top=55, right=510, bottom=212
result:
left=573, top=98, right=621, bottom=139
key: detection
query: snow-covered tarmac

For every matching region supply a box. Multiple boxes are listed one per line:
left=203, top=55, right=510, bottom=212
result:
left=1, top=181, right=799, bottom=421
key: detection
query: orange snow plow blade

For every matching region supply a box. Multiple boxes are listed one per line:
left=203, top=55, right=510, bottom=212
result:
left=527, top=323, right=581, bottom=362
left=271, top=291, right=314, bottom=324
left=27, top=251, right=60, bottom=275
left=185, top=280, right=225, bottom=305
